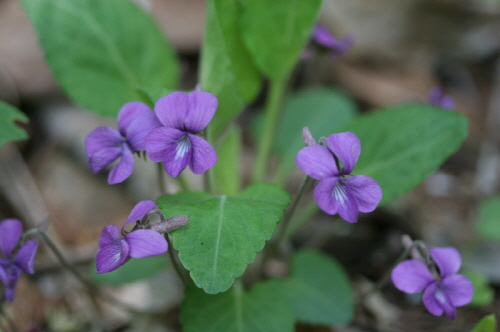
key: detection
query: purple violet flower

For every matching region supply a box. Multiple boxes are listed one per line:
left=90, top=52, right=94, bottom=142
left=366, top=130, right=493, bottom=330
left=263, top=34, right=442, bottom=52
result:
left=391, top=247, right=473, bottom=320
left=428, top=86, right=455, bottom=110
left=85, top=102, right=161, bottom=184
left=312, top=25, right=353, bottom=59
left=96, top=201, right=168, bottom=273
left=145, top=91, right=218, bottom=178
left=296, top=131, right=382, bottom=223
left=0, top=219, right=38, bottom=301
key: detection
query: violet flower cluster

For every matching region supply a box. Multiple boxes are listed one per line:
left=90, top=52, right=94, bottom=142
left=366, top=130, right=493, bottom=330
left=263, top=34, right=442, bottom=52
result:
left=391, top=246, right=473, bottom=320
left=0, top=219, right=38, bottom=301
left=296, top=131, right=382, bottom=223
left=85, top=91, right=218, bottom=183
left=96, top=200, right=188, bottom=273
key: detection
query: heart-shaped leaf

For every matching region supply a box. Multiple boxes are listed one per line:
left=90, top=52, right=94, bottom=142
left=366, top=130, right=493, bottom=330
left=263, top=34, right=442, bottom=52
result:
left=22, top=0, right=179, bottom=118
left=344, top=104, right=468, bottom=204
left=283, top=249, right=353, bottom=326
left=181, top=281, right=294, bottom=332
left=157, top=184, right=290, bottom=293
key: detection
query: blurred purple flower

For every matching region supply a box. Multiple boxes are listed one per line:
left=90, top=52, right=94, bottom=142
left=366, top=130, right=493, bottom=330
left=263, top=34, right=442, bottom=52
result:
left=296, top=132, right=382, bottom=223
left=145, top=91, right=218, bottom=178
left=85, top=102, right=161, bottom=184
left=0, top=219, right=38, bottom=301
left=96, top=201, right=168, bottom=274
left=391, top=247, right=473, bottom=320
left=428, top=86, right=455, bottom=110
left=311, top=25, right=353, bottom=59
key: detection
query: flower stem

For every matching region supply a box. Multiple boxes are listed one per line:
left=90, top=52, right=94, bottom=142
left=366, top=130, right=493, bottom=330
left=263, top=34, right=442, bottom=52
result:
left=359, top=239, right=428, bottom=304
left=23, top=229, right=141, bottom=315
left=157, top=162, right=166, bottom=195
left=252, top=77, right=288, bottom=183
left=165, top=234, right=189, bottom=286
left=0, top=304, right=18, bottom=332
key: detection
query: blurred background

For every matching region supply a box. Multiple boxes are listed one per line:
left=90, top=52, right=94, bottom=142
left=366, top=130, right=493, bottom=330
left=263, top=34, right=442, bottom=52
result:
left=1, top=0, right=500, bottom=331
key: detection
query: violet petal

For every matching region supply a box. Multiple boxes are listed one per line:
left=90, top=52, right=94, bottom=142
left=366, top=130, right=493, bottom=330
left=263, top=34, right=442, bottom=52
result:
left=313, top=25, right=337, bottom=48
left=423, top=282, right=456, bottom=320
left=107, top=144, right=134, bottom=184
left=126, top=229, right=168, bottom=258
left=326, top=132, right=361, bottom=174
left=118, top=102, right=161, bottom=151
left=88, top=146, right=123, bottom=174
left=441, top=274, right=474, bottom=307
left=430, top=247, right=461, bottom=278
left=85, top=126, right=123, bottom=157
left=342, top=175, right=382, bottom=213
left=145, top=127, right=192, bottom=177
left=123, top=200, right=157, bottom=230
left=185, top=91, right=218, bottom=133
left=98, top=225, right=120, bottom=249
left=296, top=145, right=338, bottom=180
left=313, top=177, right=340, bottom=215
left=0, top=261, right=21, bottom=301
left=188, top=133, right=217, bottom=174
left=332, top=179, right=360, bottom=223
left=14, top=240, right=38, bottom=274
left=391, top=259, right=434, bottom=293
left=0, top=219, right=22, bottom=258
left=96, top=235, right=130, bottom=273
left=154, top=91, right=189, bottom=130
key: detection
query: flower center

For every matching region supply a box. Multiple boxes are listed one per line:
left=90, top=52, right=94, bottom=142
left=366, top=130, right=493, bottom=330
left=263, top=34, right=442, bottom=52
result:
left=175, top=135, right=191, bottom=159
left=332, top=179, right=348, bottom=206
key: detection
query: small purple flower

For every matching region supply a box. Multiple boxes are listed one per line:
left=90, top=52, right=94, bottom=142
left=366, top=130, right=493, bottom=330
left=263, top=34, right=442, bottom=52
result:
left=85, top=102, right=161, bottom=184
left=391, top=247, right=473, bottom=320
left=428, top=86, right=455, bottom=110
left=145, top=91, right=218, bottom=178
left=296, top=131, right=382, bottom=223
left=312, top=25, right=353, bottom=59
left=0, top=219, right=38, bottom=301
left=96, top=201, right=168, bottom=273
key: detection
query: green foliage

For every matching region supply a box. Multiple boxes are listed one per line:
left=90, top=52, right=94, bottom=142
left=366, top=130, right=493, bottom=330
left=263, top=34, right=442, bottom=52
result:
left=91, top=255, right=169, bottom=285
left=240, top=0, right=322, bottom=81
left=470, top=314, right=496, bottom=332
left=22, top=0, right=179, bottom=118
left=0, top=101, right=29, bottom=148
left=283, top=250, right=353, bottom=326
left=344, top=104, right=469, bottom=205
left=462, top=271, right=494, bottom=307
left=212, top=126, right=242, bottom=196
left=274, top=87, right=357, bottom=182
left=158, top=184, right=290, bottom=294
left=181, top=281, right=294, bottom=332
left=201, top=0, right=262, bottom=138
left=476, top=196, right=500, bottom=240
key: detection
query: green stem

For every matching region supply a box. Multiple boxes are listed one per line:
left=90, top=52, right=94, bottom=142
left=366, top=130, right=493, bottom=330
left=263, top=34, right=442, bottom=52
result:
left=165, top=234, right=190, bottom=286
left=359, top=240, right=428, bottom=304
left=23, top=229, right=141, bottom=315
left=0, top=305, right=17, bottom=332
left=252, top=78, right=288, bottom=183
left=284, top=201, right=319, bottom=237
left=157, top=162, right=167, bottom=195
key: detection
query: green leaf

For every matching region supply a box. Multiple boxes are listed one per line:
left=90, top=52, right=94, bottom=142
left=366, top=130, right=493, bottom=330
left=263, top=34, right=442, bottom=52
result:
left=274, top=87, right=357, bottom=182
left=240, top=0, right=322, bottom=80
left=470, top=314, right=496, bottom=332
left=284, top=250, right=353, bottom=326
left=201, top=0, right=262, bottom=138
left=91, top=255, right=169, bottom=285
left=157, top=184, right=290, bottom=294
left=0, top=101, right=29, bottom=148
left=212, top=126, right=242, bottom=196
left=22, top=0, right=179, bottom=118
left=344, top=104, right=469, bottom=205
left=476, top=196, right=500, bottom=240
left=462, top=271, right=494, bottom=307
left=181, top=281, right=294, bottom=332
